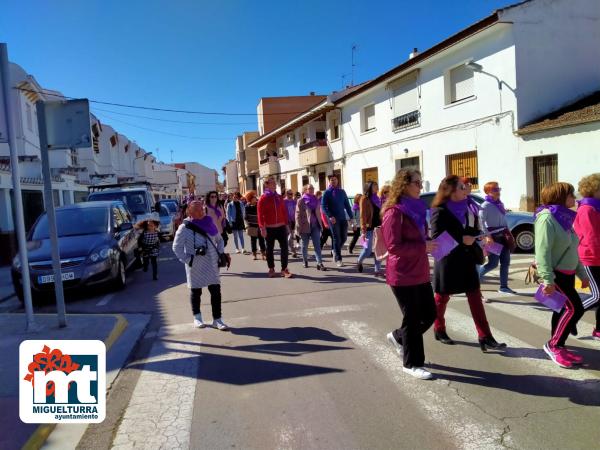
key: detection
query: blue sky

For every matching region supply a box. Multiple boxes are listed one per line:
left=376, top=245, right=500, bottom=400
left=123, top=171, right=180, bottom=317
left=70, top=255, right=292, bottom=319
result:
left=1, top=0, right=510, bottom=173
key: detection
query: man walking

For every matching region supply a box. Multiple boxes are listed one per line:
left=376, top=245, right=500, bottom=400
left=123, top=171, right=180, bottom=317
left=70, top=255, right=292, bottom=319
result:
left=321, top=175, right=353, bottom=267
left=284, top=189, right=298, bottom=258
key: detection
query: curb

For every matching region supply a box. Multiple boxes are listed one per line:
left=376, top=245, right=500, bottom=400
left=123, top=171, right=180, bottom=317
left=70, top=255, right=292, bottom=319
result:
left=21, top=314, right=129, bottom=450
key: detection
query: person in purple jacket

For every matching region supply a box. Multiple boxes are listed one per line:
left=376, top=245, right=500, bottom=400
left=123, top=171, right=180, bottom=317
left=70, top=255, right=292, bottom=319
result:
left=381, top=169, right=438, bottom=380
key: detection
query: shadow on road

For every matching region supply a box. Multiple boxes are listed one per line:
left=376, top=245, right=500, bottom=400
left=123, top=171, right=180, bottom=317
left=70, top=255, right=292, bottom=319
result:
left=230, top=326, right=347, bottom=342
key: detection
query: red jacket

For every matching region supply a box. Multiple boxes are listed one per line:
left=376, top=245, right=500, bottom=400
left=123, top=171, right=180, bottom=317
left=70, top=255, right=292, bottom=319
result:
left=574, top=204, right=600, bottom=266
left=382, top=207, right=430, bottom=287
left=257, top=192, right=288, bottom=228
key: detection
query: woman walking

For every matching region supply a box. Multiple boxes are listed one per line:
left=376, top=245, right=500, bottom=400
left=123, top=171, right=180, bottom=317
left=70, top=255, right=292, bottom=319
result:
left=296, top=184, right=327, bottom=271
left=226, top=192, right=247, bottom=254
left=431, top=175, right=506, bottom=351
left=206, top=190, right=226, bottom=236
left=382, top=169, right=437, bottom=380
left=478, top=181, right=516, bottom=296
left=258, top=177, right=292, bottom=278
left=172, top=200, right=229, bottom=330
left=535, top=182, right=590, bottom=367
left=284, top=189, right=299, bottom=258
left=244, top=190, right=266, bottom=260
left=574, top=173, right=600, bottom=340
left=357, top=182, right=383, bottom=276
left=348, top=194, right=362, bottom=254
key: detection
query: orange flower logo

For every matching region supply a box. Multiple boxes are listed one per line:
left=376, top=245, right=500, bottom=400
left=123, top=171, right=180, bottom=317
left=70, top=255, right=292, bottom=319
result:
left=23, top=345, right=80, bottom=396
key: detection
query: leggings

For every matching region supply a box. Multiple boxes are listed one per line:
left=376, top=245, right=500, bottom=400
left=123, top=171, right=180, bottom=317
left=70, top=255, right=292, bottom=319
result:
left=142, top=256, right=157, bottom=278
left=190, top=284, right=221, bottom=319
left=549, top=271, right=585, bottom=348
left=434, top=289, right=492, bottom=338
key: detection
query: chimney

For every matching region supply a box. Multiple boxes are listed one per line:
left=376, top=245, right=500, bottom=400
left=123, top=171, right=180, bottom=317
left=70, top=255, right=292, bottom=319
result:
left=309, top=91, right=315, bottom=96
left=409, top=48, right=419, bottom=59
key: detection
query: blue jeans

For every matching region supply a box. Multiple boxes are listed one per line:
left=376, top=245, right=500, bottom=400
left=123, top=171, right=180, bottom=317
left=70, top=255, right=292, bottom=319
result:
left=328, top=218, right=348, bottom=262
left=301, top=225, right=323, bottom=264
left=357, top=229, right=382, bottom=272
left=233, top=229, right=245, bottom=251
left=479, top=244, right=511, bottom=289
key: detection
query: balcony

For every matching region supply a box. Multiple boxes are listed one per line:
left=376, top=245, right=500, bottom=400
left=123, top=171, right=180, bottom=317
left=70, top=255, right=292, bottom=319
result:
left=299, top=139, right=330, bottom=167
left=391, top=110, right=420, bottom=131
left=259, top=158, right=280, bottom=177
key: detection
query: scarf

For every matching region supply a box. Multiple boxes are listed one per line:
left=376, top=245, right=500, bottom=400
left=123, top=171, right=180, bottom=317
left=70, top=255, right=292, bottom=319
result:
left=327, top=184, right=340, bottom=197
left=397, top=196, right=428, bottom=239
left=534, top=204, right=576, bottom=231
left=206, top=202, right=222, bottom=218
left=484, top=195, right=506, bottom=215
left=191, top=216, right=218, bottom=237
left=370, top=193, right=382, bottom=209
left=467, top=196, right=481, bottom=216
left=263, top=188, right=281, bottom=206
left=302, top=193, right=318, bottom=210
left=284, top=198, right=296, bottom=220
left=577, top=197, right=600, bottom=213
left=352, top=203, right=360, bottom=212
left=446, top=199, right=468, bottom=226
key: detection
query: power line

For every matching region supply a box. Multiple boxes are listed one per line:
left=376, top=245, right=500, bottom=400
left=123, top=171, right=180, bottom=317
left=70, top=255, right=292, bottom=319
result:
left=91, top=107, right=256, bottom=125
left=94, top=112, right=233, bottom=140
left=15, top=86, right=321, bottom=117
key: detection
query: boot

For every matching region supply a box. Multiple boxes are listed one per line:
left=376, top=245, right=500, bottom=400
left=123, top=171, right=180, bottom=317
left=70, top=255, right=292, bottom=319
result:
left=434, top=330, right=455, bottom=345
left=252, top=251, right=258, bottom=260
left=479, top=336, right=507, bottom=352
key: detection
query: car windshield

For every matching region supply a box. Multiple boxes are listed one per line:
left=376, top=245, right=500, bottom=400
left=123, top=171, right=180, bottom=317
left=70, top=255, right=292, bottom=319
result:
left=162, top=202, right=178, bottom=213
left=31, top=208, right=109, bottom=239
left=89, top=191, right=149, bottom=214
left=159, top=206, right=170, bottom=217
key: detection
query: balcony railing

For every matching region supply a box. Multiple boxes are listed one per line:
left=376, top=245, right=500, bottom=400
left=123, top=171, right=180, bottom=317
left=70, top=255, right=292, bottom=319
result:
left=299, top=139, right=328, bottom=152
left=299, top=140, right=330, bottom=167
left=391, top=110, right=420, bottom=131
left=259, top=159, right=280, bottom=178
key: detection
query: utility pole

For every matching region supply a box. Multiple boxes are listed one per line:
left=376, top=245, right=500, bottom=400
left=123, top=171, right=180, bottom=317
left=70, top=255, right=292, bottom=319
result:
left=0, top=43, right=38, bottom=330
left=170, top=149, right=174, bottom=162
left=351, top=44, right=358, bottom=87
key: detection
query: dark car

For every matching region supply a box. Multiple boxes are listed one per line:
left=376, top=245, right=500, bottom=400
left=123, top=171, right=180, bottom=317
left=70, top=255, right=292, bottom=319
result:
left=88, top=187, right=156, bottom=223
left=420, top=192, right=535, bottom=252
left=11, top=201, right=139, bottom=302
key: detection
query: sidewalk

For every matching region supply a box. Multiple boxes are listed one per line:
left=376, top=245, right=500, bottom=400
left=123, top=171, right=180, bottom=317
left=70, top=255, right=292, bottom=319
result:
left=0, top=313, right=150, bottom=450
left=0, top=265, right=15, bottom=302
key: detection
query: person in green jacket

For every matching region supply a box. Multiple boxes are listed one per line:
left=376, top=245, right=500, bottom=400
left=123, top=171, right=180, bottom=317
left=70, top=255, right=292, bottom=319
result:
left=535, top=182, right=589, bottom=369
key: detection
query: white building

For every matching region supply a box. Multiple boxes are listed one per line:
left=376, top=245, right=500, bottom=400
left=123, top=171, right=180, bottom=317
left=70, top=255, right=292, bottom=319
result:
left=222, top=159, right=239, bottom=193
left=174, top=162, right=217, bottom=195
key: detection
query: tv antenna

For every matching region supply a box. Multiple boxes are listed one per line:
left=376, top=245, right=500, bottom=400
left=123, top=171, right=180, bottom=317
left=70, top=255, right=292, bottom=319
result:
left=351, top=44, right=358, bottom=87
left=170, top=149, right=174, bottom=162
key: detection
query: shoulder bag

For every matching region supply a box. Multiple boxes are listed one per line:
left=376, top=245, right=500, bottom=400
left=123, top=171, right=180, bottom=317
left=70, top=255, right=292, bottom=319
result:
left=185, top=222, right=229, bottom=268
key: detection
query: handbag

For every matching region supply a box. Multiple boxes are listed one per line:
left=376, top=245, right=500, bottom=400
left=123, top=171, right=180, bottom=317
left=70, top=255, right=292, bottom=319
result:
left=185, top=221, right=229, bottom=268
left=524, top=246, right=570, bottom=285
left=373, top=226, right=388, bottom=261
left=247, top=226, right=259, bottom=238
left=500, top=228, right=517, bottom=253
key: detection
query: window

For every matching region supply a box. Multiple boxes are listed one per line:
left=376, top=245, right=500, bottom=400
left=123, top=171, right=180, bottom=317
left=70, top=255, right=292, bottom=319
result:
left=25, top=103, right=33, bottom=132
left=112, top=207, right=124, bottom=228
left=329, top=112, right=341, bottom=140
left=300, top=129, right=308, bottom=145
left=318, top=172, right=327, bottom=191
left=389, top=71, right=419, bottom=130
left=447, top=64, right=474, bottom=104
left=110, top=134, right=118, bottom=147
left=287, top=133, right=296, bottom=145
left=362, top=104, right=376, bottom=132
left=302, top=175, right=309, bottom=187
left=124, top=144, right=130, bottom=153
left=362, top=167, right=379, bottom=185
left=92, top=123, right=101, bottom=154
left=277, top=138, right=284, bottom=158
left=395, top=156, right=420, bottom=173
left=279, top=179, right=286, bottom=194
left=315, top=131, right=326, bottom=140
left=446, top=150, right=478, bottom=189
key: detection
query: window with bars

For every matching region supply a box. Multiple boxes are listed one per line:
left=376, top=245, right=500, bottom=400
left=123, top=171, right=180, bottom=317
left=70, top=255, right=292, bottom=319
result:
left=446, top=150, right=479, bottom=189
left=362, top=104, right=376, bottom=132
left=110, top=135, right=118, bottom=147
left=447, top=65, right=474, bottom=104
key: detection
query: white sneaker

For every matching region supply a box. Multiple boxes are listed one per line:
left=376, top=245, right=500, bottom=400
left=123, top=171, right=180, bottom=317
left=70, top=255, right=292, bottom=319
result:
left=193, top=313, right=206, bottom=328
left=336, top=260, right=343, bottom=268
left=386, top=332, right=403, bottom=358
left=212, top=318, right=229, bottom=331
left=235, top=249, right=241, bottom=254
left=402, top=366, right=433, bottom=380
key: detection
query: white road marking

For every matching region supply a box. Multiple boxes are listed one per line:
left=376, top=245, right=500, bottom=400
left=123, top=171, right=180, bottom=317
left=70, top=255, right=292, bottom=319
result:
left=96, top=293, right=114, bottom=306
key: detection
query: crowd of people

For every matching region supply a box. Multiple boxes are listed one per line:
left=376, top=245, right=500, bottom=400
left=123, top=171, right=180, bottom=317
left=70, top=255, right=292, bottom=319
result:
left=166, top=170, right=600, bottom=380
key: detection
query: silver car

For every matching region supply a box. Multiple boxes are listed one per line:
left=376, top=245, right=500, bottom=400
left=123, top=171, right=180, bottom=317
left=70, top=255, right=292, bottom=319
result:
left=158, top=205, right=175, bottom=240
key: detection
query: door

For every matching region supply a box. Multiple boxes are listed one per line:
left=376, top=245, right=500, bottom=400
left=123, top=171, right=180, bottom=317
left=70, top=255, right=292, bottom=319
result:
left=302, top=175, right=309, bottom=189
left=279, top=179, right=286, bottom=194
left=446, top=151, right=478, bottom=189
left=362, top=167, right=379, bottom=186
left=318, top=172, right=327, bottom=191
left=290, top=174, right=298, bottom=193
left=533, top=155, right=558, bottom=207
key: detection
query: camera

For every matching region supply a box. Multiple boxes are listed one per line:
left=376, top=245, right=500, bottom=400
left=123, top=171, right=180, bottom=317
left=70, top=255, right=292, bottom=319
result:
left=195, top=246, right=207, bottom=256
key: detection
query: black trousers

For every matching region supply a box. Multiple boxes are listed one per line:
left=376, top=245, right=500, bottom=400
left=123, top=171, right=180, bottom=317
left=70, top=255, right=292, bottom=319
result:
left=348, top=231, right=360, bottom=253
left=390, top=283, right=437, bottom=368
left=320, top=227, right=331, bottom=249
left=266, top=225, right=288, bottom=270
left=221, top=230, right=229, bottom=247
left=190, top=284, right=222, bottom=319
left=550, top=271, right=585, bottom=347
left=142, top=256, right=157, bottom=278
left=251, top=235, right=266, bottom=253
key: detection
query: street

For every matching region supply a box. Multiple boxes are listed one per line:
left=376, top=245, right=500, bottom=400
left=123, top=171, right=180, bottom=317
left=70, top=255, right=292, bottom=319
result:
left=16, top=240, right=600, bottom=450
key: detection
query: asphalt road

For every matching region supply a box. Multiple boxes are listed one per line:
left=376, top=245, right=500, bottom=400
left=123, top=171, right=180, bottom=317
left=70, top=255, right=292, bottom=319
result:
left=26, top=240, right=600, bottom=450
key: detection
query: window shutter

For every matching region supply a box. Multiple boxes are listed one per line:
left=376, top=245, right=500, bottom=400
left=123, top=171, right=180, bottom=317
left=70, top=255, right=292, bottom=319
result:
left=365, top=105, right=375, bottom=130
left=388, top=71, right=418, bottom=117
left=450, top=65, right=474, bottom=102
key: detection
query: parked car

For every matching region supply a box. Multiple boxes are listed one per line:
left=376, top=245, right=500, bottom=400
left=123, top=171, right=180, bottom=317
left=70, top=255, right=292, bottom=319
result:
left=88, top=185, right=156, bottom=223
left=158, top=205, right=175, bottom=240
left=157, top=199, right=179, bottom=216
left=11, top=201, right=139, bottom=302
left=420, top=192, right=535, bottom=252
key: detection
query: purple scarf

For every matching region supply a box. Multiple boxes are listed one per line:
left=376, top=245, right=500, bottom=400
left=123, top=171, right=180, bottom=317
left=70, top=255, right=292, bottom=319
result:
left=207, top=203, right=223, bottom=218
left=397, top=196, right=428, bottom=239
left=352, top=203, right=360, bottom=212
left=191, top=216, right=218, bottom=237
left=578, top=197, right=600, bottom=213
left=467, top=196, right=481, bottom=216
left=446, top=199, right=469, bottom=226
left=302, top=193, right=318, bottom=211
left=284, top=198, right=296, bottom=220
left=370, top=193, right=382, bottom=209
left=534, top=205, right=576, bottom=231
left=327, top=184, right=340, bottom=197
left=484, top=195, right=506, bottom=215
left=263, top=188, right=281, bottom=206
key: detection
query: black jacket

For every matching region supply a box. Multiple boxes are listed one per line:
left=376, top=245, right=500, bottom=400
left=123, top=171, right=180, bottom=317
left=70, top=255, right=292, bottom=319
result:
left=431, top=204, right=481, bottom=295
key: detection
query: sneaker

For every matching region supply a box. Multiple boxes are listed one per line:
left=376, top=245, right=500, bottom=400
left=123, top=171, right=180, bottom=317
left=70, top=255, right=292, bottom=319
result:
left=592, top=328, right=600, bottom=341
left=303, top=260, right=309, bottom=268
left=193, top=313, right=206, bottom=328
left=212, top=318, right=229, bottom=331
left=268, top=269, right=277, bottom=278
left=374, top=271, right=385, bottom=278
left=281, top=268, right=293, bottom=278
left=559, top=348, right=584, bottom=365
left=317, top=263, right=327, bottom=271
left=292, top=252, right=298, bottom=258
left=498, top=287, right=517, bottom=295
left=402, top=367, right=433, bottom=380
left=543, top=342, right=573, bottom=368
left=336, top=260, right=343, bottom=268
left=357, top=262, right=363, bottom=273
left=386, top=332, right=403, bottom=358
left=235, top=249, right=241, bottom=254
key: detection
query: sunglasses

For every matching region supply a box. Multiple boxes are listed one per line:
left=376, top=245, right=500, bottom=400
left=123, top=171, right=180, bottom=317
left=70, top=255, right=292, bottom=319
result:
left=411, top=180, right=423, bottom=187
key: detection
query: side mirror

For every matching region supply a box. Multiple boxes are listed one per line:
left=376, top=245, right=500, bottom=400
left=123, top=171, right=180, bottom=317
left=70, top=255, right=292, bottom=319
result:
left=118, top=222, right=133, bottom=232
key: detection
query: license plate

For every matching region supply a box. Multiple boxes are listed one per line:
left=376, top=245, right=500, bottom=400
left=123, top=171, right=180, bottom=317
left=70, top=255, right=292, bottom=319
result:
left=38, top=272, right=76, bottom=284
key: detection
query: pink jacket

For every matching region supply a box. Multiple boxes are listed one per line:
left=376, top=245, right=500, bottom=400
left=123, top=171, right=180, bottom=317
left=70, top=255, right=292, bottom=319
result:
left=382, top=207, right=430, bottom=287
left=574, top=204, right=600, bottom=266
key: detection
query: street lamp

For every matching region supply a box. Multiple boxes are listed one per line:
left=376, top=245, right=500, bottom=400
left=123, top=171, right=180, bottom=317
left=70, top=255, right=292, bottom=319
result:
left=463, top=61, right=515, bottom=112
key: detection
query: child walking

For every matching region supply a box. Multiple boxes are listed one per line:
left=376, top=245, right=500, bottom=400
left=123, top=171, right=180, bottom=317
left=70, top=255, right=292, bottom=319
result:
left=137, top=215, right=160, bottom=280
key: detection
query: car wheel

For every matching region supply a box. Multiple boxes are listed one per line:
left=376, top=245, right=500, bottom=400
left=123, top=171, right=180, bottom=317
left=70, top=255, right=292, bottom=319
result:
left=514, top=227, right=534, bottom=253
left=113, top=258, right=126, bottom=290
